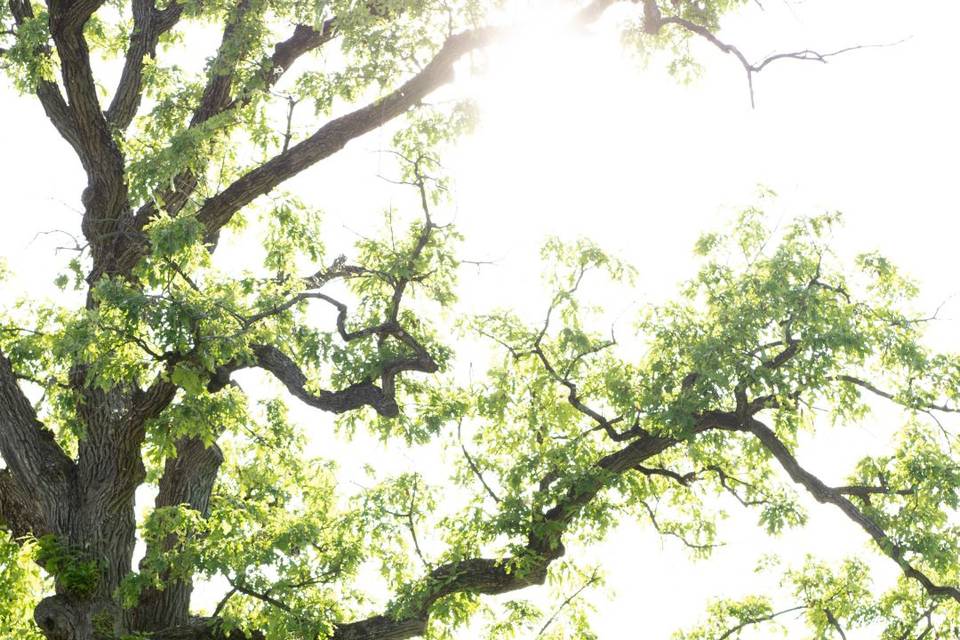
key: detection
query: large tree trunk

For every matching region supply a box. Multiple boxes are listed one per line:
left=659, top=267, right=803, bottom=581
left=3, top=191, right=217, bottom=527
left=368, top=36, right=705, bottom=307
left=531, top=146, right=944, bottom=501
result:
left=29, top=381, right=179, bottom=640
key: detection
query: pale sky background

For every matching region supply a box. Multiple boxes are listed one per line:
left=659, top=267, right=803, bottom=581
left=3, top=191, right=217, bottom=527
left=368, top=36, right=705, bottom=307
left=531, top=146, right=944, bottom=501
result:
left=2, top=0, right=960, bottom=637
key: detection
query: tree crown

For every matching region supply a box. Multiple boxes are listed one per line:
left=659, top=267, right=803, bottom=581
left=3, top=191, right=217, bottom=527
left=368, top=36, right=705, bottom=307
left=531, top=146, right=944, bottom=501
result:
left=1, top=1, right=958, bottom=639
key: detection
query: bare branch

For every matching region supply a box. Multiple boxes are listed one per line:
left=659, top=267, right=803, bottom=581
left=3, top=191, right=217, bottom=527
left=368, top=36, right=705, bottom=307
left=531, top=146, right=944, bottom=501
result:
left=753, top=40, right=909, bottom=73
left=836, top=374, right=959, bottom=414
left=641, top=499, right=719, bottom=551
left=648, top=2, right=903, bottom=108
left=458, top=419, right=502, bottom=504
left=714, top=604, right=807, bottom=640
left=534, top=569, right=600, bottom=639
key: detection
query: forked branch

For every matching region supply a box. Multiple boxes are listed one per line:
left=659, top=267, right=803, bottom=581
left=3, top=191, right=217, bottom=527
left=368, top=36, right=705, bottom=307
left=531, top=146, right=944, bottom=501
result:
left=643, top=0, right=903, bottom=107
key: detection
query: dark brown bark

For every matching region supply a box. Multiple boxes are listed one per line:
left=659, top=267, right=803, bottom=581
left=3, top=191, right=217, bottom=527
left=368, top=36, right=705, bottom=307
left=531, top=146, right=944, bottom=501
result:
left=250, top=342, right=437, bottom=418
left=148, top=408, right=746, bottom=640
left=116, top=25, right=500, bottom=278
left=192, top=26, right=499, bottom=240
left=0, top=468, right=50, bottom=539
left=0, top=352, right=75, bottom=531
left=6, top=0, right=84, bottom=158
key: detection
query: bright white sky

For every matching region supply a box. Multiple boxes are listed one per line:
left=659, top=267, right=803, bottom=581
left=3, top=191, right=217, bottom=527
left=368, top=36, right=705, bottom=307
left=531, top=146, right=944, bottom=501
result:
left=2, top=0, right=960, bottom=637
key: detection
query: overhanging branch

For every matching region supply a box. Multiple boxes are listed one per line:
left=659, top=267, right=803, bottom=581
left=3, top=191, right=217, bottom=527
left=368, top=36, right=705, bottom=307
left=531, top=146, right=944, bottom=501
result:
left=130, top=14, right=338, bottom=231
left=741, top=415, right=960, bottom=604
left=643, top=0, right=902, bottom=108
left=250, top=343, right=437, bottom=418
left=191, top=26, right=501, bottom=241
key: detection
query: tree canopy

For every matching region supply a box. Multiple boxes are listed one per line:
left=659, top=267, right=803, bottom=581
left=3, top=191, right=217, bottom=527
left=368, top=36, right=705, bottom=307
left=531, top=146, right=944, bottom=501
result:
left=1, top=1, right=958, bottom=639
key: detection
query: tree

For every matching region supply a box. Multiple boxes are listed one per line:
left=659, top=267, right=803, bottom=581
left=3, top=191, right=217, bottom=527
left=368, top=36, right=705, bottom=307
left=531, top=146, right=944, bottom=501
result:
left=0, top=0, right=958, bottom=639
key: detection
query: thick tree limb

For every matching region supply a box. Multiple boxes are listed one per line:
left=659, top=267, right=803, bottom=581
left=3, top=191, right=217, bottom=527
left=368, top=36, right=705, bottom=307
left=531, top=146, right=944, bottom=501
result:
left=191, top=26, right=500, bottom=240
left=38, top=0, right=131, bottom=282
left=47, top=0, right=106, bottom=34
left=48, top=0, right=120, bottom=171
left=233, top=19, right=337, bottom=111
left=6, top=0, right=83, bottom=156
left=106, top=0, right=186, bottom=130
left=125, top=3, right=617, bottom=275
left=834, top=484, right=915, bottom=498
left=0, top=352, right=75, bottom=528
left=190, top=0, right=257, bottom=128
left=250, top=343, right=437, bottom=418
left=150, top=555, right=556, bottom=640
left=0, top=468, right=50, bottom=538
left=130, top=16, right=338, bottom=230
left=153, top=406, right=744, bottom=640
left=135, top=0, right=258, bottom=223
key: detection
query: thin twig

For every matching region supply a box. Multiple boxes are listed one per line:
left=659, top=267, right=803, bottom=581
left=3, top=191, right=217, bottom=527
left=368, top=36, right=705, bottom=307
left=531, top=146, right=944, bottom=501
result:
left=534, top=569, right=600, bottom=639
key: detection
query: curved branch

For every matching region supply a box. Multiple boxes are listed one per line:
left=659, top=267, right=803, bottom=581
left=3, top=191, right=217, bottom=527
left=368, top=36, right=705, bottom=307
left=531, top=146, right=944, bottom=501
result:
left=741, top=415, right=960, bottom=603
left=457, top=419, right=501, bottom=503
left=250, top=344, right=436, bottom=418
left=127, top=11, right=351, bottom=229
left=648, top=2, right=900, bottom=108
left=6, top=0, right=83, bottom=156
left=129, top=8, right=338, bottom=235
left=714, top=604, right=807, bottom=640
left=153, top=403, right=743, bottom=640
left=640, top=499, right=719, bottom=551
left=837, top=374, right=959, bottom=414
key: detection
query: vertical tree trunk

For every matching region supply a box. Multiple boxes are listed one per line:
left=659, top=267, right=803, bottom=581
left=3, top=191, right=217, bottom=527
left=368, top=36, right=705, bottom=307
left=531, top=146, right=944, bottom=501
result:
left=32, top=385, right=155, bottom=640
left=130, top=438, right=223, bottom=632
